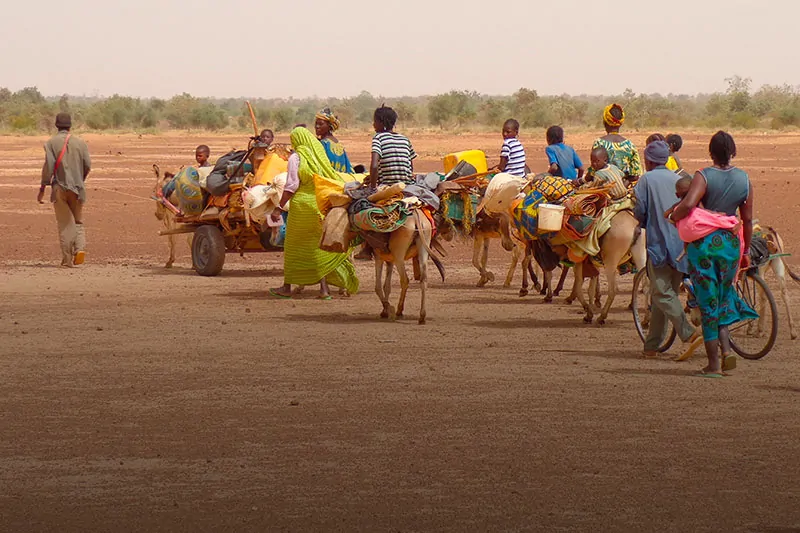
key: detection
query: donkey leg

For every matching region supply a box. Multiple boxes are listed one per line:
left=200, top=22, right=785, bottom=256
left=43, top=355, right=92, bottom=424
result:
left=481, top=238, right=494, bottom=283
left=166, top=233, right=176, bottom=268
left=504, top=244, right=520, bottom=288
left=473, top=236, right=489, bottom=287
left=375, top=259, right=390, bottom=319
left=553, top=265, right=569, bottom=296
left=529, top=261, right=541, bottom=292
left=395, top=257, right=410, bottom=320
left=542, top=270, right=554, bottom=303
left=384, top=261, right=395, bottom=319
left=418, top=240, right=429, bottom=325
left=565, top=271, right=579, bottom=305
left=774, top=260, right=797, bottom=339
left=594, top=276, right=603, bottom=309
left=519, top=249, right=531, bottom=297
left=573, top=262, right=594, bottom=323
left=597, top=266, right=617, bottom=325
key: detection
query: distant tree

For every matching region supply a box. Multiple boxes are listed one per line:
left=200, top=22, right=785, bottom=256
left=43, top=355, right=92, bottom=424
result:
left=482, top=98, right=508, bottom=126
left=726, top=75, right=752, bottom=113
left=273, top=107, right=295, bottom=132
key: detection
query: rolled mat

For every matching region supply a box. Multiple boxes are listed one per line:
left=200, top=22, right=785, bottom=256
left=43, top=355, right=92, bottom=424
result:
left=562, top=193, right=608, bottom=217
left=350, top=203, right=408, bottom=233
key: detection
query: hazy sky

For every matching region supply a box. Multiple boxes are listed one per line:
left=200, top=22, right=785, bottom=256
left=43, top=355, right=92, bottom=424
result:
left=2, top=0, right=798, bottom=99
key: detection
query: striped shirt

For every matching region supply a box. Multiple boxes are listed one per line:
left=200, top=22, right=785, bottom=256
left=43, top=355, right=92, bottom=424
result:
left=501, top=137, right=526, bottom=177
left=590, top=164, right=628, bottom=200
left=372, top=132, right=417, bottom=185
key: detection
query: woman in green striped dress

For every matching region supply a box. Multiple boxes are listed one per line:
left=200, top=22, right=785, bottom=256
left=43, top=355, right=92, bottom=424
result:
left=269, top=127, right=359, bottom=299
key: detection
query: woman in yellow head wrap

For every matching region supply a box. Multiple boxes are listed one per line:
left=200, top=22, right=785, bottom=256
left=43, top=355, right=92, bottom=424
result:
left=590, top=103, right=643, bottom=181
left=269, top=127, right=359, bottom=299
left=314, top=108, right=353, bottom=173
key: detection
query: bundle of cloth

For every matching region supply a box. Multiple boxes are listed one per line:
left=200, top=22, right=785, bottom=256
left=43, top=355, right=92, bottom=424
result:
left=314, top=173, right=440, bottom=254
left=170, top=167, right=210, bottom=216
left=344, top=174, right=439, bottom=232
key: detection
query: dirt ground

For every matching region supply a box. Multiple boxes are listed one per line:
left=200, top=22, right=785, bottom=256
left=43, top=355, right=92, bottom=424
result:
left=1, top=131, right=799, bottom=532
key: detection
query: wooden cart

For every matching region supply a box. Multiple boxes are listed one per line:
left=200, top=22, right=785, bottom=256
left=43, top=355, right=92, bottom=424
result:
left=156, top=133, right=286, bottom=276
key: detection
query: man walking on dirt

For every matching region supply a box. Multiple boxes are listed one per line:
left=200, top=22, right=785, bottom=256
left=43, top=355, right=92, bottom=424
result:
left=633, top=140, right=699, bottom=357
left=37, top=112, right=91, bottom=267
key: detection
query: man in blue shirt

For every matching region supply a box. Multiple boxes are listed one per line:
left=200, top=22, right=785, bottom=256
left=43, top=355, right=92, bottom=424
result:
left=545, top=125, right=584, bottom=180
left=633, top=141, right=698, bottom=357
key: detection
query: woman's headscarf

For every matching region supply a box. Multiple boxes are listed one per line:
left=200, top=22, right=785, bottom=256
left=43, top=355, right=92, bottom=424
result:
left=315, top=108, right=340, bottom=132
left=290, top=127, right=340, bottom=182
left=603, top=103, right=625, bottom=128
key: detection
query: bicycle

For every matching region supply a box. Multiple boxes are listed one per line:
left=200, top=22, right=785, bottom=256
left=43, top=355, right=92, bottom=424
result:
left=631, top=264, right=778, bottom=359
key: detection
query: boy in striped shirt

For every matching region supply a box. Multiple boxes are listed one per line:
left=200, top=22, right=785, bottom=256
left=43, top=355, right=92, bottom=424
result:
left=494, top=119, right=527, bottom=177
left=369, top=105, right=417, bottom=187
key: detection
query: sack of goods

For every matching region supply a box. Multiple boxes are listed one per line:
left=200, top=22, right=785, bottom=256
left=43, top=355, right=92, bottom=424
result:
left=205, top=150, right=249, bottom=197
left=174, top=167, right=204, bottom=216
left=242, top=172, right=288, bottom=224
left=319, top=207, right=355, bottom=253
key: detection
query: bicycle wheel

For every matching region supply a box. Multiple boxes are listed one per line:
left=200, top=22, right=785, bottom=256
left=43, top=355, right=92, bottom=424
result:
left=729, top=272, right=778, bottom=359
left=631, top=268, right=676, bottom=352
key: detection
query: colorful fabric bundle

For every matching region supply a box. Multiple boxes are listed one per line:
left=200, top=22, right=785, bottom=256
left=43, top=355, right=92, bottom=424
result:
left=560, top=214, right=596, bottom=242
left=350, top=203, right=408, bottom=233
left=533, top=175, right=574, bottom=203
left=510, top=189, right=547, bottom=241
left=174, top=166, right=204, bottom=215
left=561, top=193, right=608, bottom=217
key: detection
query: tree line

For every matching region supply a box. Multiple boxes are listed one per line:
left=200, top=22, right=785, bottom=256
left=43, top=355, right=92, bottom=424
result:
left=2, top=77, right=799, bottom=133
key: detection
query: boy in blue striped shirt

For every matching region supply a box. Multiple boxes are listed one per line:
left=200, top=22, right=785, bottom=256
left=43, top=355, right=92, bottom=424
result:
left=493, top=119, right=527, bottom=177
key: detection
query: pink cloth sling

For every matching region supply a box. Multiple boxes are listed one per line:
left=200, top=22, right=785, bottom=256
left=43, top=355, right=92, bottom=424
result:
left=676, top=207, right=745, bottom=265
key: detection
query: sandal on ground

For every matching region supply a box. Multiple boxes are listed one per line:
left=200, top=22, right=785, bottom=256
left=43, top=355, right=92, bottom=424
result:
left=694, top=371, right=726, bottom=379
left=722, top=354, right=737, bottom=372
left=269, top=288, right=292, bottom=299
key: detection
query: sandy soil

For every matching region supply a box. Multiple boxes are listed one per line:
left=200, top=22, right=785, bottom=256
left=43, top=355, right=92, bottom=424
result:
left=1, top=132, right=799, bottom=532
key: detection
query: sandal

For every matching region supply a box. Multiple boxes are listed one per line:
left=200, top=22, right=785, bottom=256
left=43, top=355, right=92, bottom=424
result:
left=722, top=354, right=737, bottom=372
left=269, top=288, right=292, bottom=299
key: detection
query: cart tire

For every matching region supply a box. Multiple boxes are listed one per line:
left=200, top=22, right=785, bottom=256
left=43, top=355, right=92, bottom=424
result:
left=192, top=225, right=226, bottom=276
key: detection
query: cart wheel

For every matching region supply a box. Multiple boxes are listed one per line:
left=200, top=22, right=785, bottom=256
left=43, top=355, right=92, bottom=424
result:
left=192, top=225, right=226, bottom=276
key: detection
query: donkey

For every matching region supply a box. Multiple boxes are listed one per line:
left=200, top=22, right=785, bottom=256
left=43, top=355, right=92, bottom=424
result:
left=753, top=224, right=798, bottom=340
left=373, top=211, right=445, bottom=325
left=481, top=173, right=644, bottom=324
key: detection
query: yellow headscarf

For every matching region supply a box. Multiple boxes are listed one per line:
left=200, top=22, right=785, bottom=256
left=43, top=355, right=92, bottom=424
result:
left=603, top=103, right=625, bottom=128
left=290, top=127, right=341, bottom=182
left=314, top=108, right=341, bottom=132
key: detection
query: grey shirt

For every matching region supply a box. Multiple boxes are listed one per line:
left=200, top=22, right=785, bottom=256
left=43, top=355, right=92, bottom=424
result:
left=700, top=166, right=749, bottom=216
left=41, top=130, right=91, bottom=203
left=633, top=166, right=687, bottom=272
